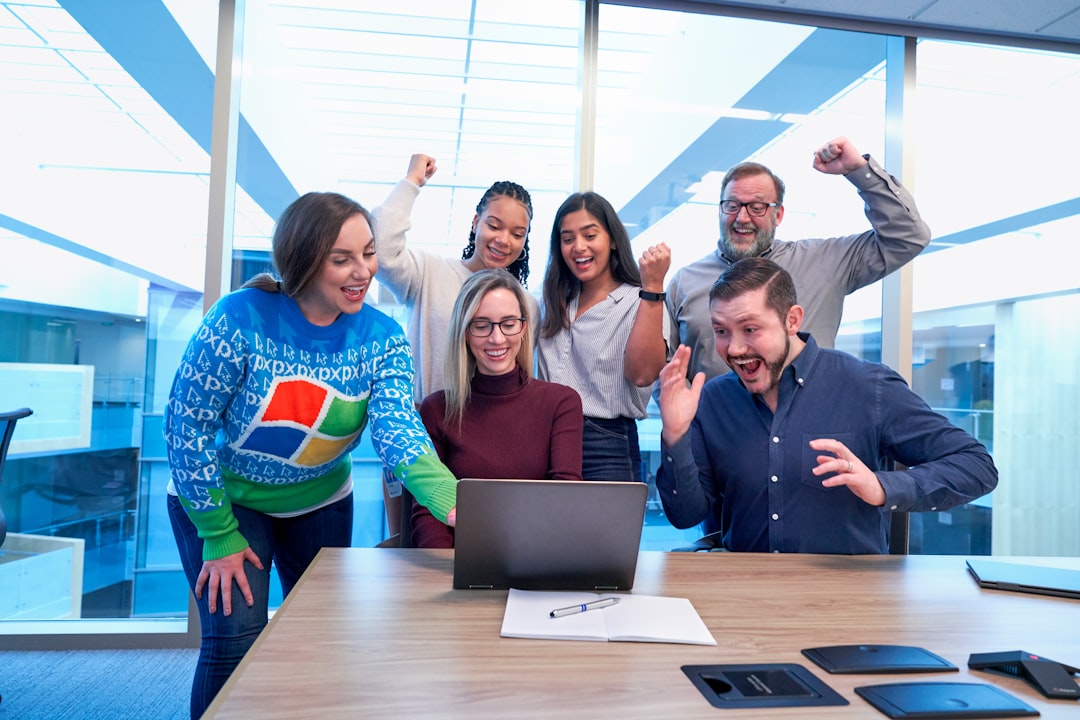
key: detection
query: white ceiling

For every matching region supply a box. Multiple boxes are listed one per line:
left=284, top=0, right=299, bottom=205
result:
left=638, top=0, right=1080, bottom=50
left=3, top=0, right=1078, bottom=308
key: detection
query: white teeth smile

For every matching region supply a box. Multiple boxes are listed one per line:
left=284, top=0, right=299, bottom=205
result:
left=733, top=358, right=762, bottom=372
left=574, top=257, right=592, bottom=264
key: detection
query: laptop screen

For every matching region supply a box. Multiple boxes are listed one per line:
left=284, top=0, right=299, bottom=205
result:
left=452, top=478, right=648, bottom=590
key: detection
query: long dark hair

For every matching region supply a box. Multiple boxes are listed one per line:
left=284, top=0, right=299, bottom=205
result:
left=243, top=192, right=371, bottom=296
left=460, top=180, right=533, bottom=287
left=540, top=191, right=641, bottom=338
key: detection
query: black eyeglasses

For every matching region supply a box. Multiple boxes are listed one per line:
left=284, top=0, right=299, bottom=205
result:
left=720, top=200, right=779, bottom=217
left=468, top=318, right=527, bottom=337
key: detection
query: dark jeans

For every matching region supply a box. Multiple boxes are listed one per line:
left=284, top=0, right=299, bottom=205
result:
left=168, top=493, right=353, bottom=719
left=582, top=416, right=642, bottom=483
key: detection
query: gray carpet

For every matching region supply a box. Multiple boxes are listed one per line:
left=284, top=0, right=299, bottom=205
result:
left=0, top=649, right=198, bottom=720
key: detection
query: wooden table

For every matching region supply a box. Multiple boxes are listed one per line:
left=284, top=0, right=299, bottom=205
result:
left=204, top=549, right=1080, bottom=719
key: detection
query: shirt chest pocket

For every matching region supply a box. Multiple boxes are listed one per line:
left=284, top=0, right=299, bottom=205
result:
left=799, top=432, right=858, bottom=492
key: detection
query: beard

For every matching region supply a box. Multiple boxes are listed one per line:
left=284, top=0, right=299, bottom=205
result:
left=720, top=222, right=774, bottom=260
left=728, top=334, right=790, bottom=397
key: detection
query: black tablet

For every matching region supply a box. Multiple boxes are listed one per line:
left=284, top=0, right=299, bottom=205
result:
left=803, top=644, right=958, bottom=673
left=855, top=681, right=1040, bottom=718
left=682, top=663, right=848, bottom=709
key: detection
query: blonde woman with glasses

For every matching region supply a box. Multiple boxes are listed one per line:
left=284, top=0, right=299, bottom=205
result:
left=411, top=269, right=584, bottom=548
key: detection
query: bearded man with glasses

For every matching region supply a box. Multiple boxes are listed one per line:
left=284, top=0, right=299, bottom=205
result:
left=665, top=136, right=931, bottom=383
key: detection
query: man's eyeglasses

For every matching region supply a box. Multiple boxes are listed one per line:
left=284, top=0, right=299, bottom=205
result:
left=468, top=318, right=527, bottom=337
left=720, top=200, right=779, bottom=217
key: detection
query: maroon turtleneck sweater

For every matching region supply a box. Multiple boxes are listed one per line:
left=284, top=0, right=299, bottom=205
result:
left=411, top=366, right=583, bottom=548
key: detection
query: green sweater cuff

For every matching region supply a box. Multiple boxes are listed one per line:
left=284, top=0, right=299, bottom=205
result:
left=178, top=495, right=250, bottom=561
left=203, top=529, right=251, bottom=562
left=397, top=453, right=457, bottom=521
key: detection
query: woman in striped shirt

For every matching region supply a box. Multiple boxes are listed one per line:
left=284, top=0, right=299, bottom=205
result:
left=537, top=192, right=671, bottom=482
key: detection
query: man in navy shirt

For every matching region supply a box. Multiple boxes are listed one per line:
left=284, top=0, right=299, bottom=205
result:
left=655, top=258, right=997, bottom=554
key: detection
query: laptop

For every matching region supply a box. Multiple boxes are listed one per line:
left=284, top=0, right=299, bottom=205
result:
left=452, top=478, right=648, bottom=591
left=966, top=558, right=1080, bottom=600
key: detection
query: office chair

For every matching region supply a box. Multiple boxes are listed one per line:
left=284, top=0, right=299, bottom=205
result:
left=888, top=511, right=910, bottom=555
left=670, top=501, right=724, bottom=552
left=375, top=485, right=416, bottom=548
left=0, top=407, right=34, bottom=549
left=395, top=486, right=416, bottom=548
left=671, top=529, right=725, bottom=552
left=0, top=408, right=32, bottom=707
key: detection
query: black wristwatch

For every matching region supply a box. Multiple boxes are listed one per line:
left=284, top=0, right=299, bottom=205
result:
left=639, top=290, right=666, bottom=302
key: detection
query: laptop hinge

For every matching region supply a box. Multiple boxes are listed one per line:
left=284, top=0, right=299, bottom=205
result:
left=594, top=585, right=618, bottom=591
left=468, top=585, right=495, bottom=590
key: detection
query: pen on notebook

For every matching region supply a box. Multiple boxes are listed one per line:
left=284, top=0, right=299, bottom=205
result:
left=549, top=597, right=621, bottom=618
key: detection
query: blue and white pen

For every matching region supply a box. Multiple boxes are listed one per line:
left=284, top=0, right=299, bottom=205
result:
left=549, top=597, right=621, bottom=618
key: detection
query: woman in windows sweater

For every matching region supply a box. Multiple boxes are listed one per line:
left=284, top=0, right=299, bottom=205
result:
left=164, top=191, right=457, bottom=718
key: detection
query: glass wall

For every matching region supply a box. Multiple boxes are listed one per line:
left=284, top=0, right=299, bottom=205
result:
left=2, top=1, right=1079, bottom=640
left=906, top=40, right=1080, bottom=556
left=1, top=0, right=217, bottom=622
left=231, top=0, right=585, bottom=291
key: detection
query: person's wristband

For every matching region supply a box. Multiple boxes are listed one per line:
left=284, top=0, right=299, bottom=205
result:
left=639, top=290, right=666, bottom=302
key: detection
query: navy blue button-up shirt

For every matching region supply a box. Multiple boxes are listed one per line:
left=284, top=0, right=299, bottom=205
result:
left=656, top=334, right=998, bottom=554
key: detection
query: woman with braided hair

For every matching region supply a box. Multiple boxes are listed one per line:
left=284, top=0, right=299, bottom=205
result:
left=373, top=154, right=538, bottom=402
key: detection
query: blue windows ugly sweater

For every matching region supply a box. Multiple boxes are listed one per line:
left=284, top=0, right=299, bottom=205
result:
left=164, top=288, right=456, bottom=560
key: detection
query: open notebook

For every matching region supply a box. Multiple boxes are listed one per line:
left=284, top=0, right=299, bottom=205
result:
left=501, top=589, right=717, bottom=645
left=453, top=478, right=647, bottom=590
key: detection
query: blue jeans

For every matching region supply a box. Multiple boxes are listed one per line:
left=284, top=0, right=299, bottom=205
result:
left=168, top=493, right=353, bottom=719
left=582, top=416, right=642, bottom=483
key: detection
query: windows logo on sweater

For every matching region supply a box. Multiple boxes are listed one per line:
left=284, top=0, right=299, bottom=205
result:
left=235, top=377, right=368, bottom=467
